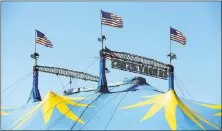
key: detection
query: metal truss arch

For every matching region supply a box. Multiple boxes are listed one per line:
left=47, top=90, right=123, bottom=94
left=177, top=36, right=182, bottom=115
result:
left=35, top=65, right=99, bottom=82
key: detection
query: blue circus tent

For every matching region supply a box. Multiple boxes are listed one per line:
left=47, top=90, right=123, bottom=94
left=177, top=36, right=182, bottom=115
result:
left=1, top=77, right=221, bottom=130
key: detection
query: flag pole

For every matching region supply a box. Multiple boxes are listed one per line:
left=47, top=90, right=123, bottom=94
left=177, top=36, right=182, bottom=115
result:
left=169, top=26, right=172, bottom=65
left=170, top=39, right=172, bottom=65
left=100, top=10, right=103, bottom=50
left=35, top=30, right=37, bottom=66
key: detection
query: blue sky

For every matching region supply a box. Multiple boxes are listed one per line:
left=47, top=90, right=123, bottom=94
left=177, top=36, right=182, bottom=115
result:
left=1, top=2, right=221, bottom=106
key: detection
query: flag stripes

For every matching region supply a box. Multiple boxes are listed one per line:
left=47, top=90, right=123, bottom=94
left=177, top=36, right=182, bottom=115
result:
left=101, top=10, right=123, bottom=28
left=36, top=30, right=53, bottom=48
left=170, top=27, right=186, bottom=45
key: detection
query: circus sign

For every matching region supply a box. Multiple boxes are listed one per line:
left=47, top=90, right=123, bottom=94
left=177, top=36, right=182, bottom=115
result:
left=111, top=58, right=168, bottom=80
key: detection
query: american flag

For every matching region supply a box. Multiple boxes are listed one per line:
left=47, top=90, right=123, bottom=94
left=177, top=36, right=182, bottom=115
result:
left=101, top=10, right=123, bottom=28
left=170, top=27, right=186, bottom=45
left=36, top=30, right=53, bottom=48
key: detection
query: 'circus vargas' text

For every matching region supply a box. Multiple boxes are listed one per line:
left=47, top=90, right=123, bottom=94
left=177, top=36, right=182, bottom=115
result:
left=111, top=58, right=168, bottom=80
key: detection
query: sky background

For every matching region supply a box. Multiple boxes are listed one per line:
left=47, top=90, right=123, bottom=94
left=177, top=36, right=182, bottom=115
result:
left=1, top=2, right=221, bottom=106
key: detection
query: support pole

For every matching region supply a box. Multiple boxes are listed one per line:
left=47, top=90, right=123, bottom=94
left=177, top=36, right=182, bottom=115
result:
left=27, top=30, right=42, bottom=103
left=97, top=46, right=109, bottom=93
left=168, top=26, right=174, bottom=91
left=96, top=10, right=108, bottom=93
left=31, top=67, right=42, bottom=102
left=168, top=64, right=174, bottom=90
left=97, top=28, right=108, bottom=93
